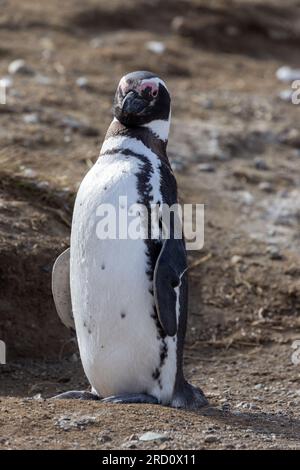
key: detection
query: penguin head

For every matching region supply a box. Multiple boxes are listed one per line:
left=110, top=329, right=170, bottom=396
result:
left=113, top=71, right=171, bottom=140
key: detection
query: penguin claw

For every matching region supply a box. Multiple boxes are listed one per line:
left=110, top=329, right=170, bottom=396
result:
left=52, top=391, right=100, bottom=400
left=101, top=393, right=159, bottom=405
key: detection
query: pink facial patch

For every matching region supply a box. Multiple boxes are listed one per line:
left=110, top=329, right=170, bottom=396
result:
left=138, top=80, right=159, bottom=97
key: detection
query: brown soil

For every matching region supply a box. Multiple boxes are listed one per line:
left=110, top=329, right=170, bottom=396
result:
left=1, top=0, right=300, bottom=450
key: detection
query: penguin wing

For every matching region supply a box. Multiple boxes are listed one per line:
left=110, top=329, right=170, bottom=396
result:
left=52, top=248, right=75, bottom=330
left=153, top=238, right=187, bottom=337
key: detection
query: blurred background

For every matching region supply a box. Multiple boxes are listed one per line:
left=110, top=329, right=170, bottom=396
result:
left=0, top=0, right=300, bottom=449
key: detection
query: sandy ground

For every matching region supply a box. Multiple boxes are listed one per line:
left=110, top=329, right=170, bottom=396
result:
left=1, top=0, right=300, bottom=449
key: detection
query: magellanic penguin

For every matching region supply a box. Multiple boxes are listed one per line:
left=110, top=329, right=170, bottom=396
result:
left=52, top=71, right=208, bottom=409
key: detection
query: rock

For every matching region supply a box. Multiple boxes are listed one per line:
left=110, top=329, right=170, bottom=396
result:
left=171, top=16, right=185, bottom=33
left=267, top=245, right=283, bottom=260
left=204, top=435, right=220, bottom=443
left=8, top=59, right=34, bottom=76
left=231, top=255, right=242, bottom=265
left=22, top=168, right=37, bottom=178
left=254, top=157, right=269, bottom=171
left=76, top=77, right=89, bottom=89
left=259, top=181, right=273, bottom=193
left=278, top=89, right=293, bottom=102
left=139, top=432, right=169, bottom=442
left=98, top=432, right=112, bottom=443
left=23, top=113, right=39, bottom=124
left=55, top=415, right=96, bottom=431
left=236, top=191, right=254, bottom=206
left=276, top=66, right=300, bottom=83
left=35, top=74, right=52, bottom=86
left=198, top=163, right=215, bottom=173
left=254, top=383, right=263, bottom=390
left=145, top=41, right=166, bottom=54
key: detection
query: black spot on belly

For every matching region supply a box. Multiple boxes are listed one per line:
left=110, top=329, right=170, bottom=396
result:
left=120, top=312, right=126, bottom=319
left=101, top=263, right=105, bottom=270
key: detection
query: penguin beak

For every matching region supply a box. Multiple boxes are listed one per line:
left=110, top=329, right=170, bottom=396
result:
left=122, top=91, right=148, bottom=115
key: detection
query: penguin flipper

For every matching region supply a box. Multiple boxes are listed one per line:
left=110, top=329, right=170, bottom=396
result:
left=52, top=248, right=75, bottom=330
left=153, top=238, right=187, bottom=337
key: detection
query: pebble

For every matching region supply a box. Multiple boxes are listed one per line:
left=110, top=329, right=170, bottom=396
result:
left=98, top=433, right=112, bottom=443
left=267, top=245, right=283, bottom=260
left=8, top=59, right=34, bottom=76
left=231, top=255, right=243, bottom=265
left=278, top=89, right=293, bottom=102
left=236, top=191, right=254, bottom=206
left=198, top=163, right=215, bottom=173
left=55, top=415, right=96, bottom=431
left=204, top=435, right=220, bottom=444
left=145, top=41, right=166, bottom=54
left=259, top=181, right=273, bottom=193
left=139, top=432, right=169, bottom=442
left=254, top=157, right=269, bottom=171
left=35, top=74, right=52, bottom=86
left=76, top=77, right=89, bottom=89
left=254, top=383, right=263, bottom=390
left=276, top=66, right=300, bottom=83
left=221, top=403, right=231, bottom=412
left=23, top=113, right=39, bottom=125
left=22, top=168, right=37, bottom=178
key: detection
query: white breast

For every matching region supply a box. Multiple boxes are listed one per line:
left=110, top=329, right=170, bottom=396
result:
left=70, top=135, right=177, bottom=403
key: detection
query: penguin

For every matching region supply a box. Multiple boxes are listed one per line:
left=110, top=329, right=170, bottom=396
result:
left=52, top=71, right=208, bottom=409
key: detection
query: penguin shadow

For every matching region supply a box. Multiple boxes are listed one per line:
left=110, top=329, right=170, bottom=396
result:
left=183, top=405, right=300, bottom=441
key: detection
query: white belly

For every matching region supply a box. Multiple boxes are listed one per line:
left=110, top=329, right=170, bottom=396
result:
left=70, top=142, right=177, bottom=403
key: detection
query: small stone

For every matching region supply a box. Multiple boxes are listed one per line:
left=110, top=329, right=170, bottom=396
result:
left=23, top=113, right=39, bottom=124
left=33, top=393, right=43, bottom=400
left=22, top=168, right=37, bottom=178
left=267, top=246, right=283, bottom=260
left=259, top=181, right=273, bottom=193
left=76, top=77, right=89, bottom=89
left=145, top=41, right=166, bottom=54
left=276, top=66, right=300, bottom=83
left=254, top=383, right=263, bottom=390
left=98, top=433, right=112, bottom=443
left=198, top=163, right=215, bottom=173
left=221, top=402, right=231, bottom=412
left=236, top=191, right=254, bottom=206
left=35, top=74, right=52, bottom=85
left=8, top=59, right=34, bottom=75
left=278, top=89, right=293, bottom=102
left=254, top=157, right=269, bottom=171
left=139, top=432, right=169, bottom=442
left=231, top=255, right=242, bottom=265
left=204, top=435, right=219, bottom=443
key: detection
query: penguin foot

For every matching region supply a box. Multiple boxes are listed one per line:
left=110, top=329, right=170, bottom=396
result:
left=52, top=390, right=100, bottom=401
left=171, top=382, right=209, bottom=410
left=101, top=393, right=159, bottom=405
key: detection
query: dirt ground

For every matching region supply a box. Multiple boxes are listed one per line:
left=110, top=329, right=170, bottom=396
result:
left=1, top=0, right=300, bottom=450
